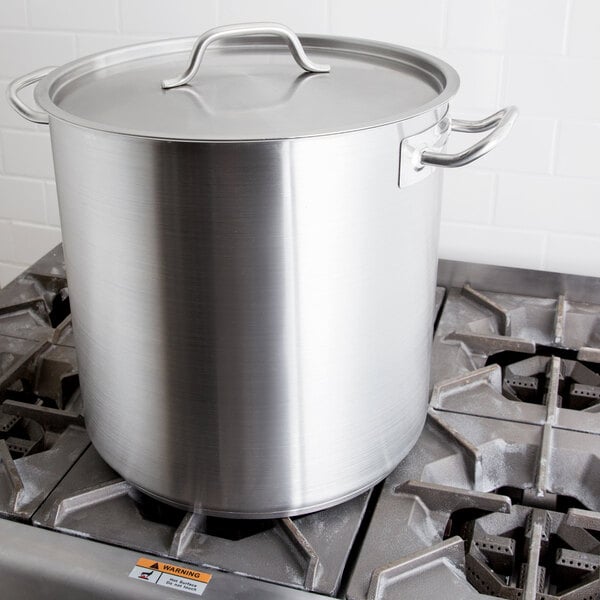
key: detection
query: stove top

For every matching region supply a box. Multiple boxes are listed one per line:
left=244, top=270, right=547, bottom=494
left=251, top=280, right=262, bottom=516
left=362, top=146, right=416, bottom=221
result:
left=1, top=246, right=599, bottom=600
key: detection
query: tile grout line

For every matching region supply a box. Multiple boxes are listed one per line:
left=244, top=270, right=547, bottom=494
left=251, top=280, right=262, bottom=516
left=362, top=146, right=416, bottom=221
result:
left=41, top=178, right=51, bottom=225
left=470, top=165, right=600, bottom=184
left=24, top=0, right=31, bottom=27
left=441, top=221, right=554, bottom=235
left=561, top=0, right=573, bottom=56
left=496, top=46, right=508, bottom=109
left=440, top=0, right=449, bottom=47
left=0, top=259, right=30, bottom=267
left=0, top=26, right=120, bottom=35
left=539, top=233, right=549, bottom=270
left=0, top=173, right=57, bottom=183
left=549, top=120, right=560, bottom=177
left=115, top=0, right=123, bottom=34
left=488, top=172, right=499, bottom=226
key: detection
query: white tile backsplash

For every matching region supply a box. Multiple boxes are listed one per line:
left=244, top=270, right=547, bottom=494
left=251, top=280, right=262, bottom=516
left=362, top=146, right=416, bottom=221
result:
left=567, top=0, right=600, bottom=58
left=505, top=0, right=569, bottom=55
left=545, top=234, right=600, bottom=275
left=0, top=0, right=598, bottom=286
left=1, top=130, right=54, bottom=178
left=0, top=262, right=26, bottom=288
left=438, top=50, right=504, bottom=110
left=44, top=181, right=60, bottom=226
left=330, top=0, right=446, bottom=48
left=0, top=221, right=15, bottom=263
left=441, top=170, right=496, bottom=224
left=119, top=0, right=217, bottom=35
left=504, top=55, right=600, bottom=120
left=555, top=121, right=600, bottom=178
left=446, top=0, right=508, bottom=52
left=75, top=33, right=155, bottom=56
left=28, top=0, right=120, bottom=32
left=439, top=222, right=546, bottom=270
left=9, top=222, right=61, bottom=264
left=219, top=0, right=329, bottom=33
left=0, top=176, right=45, bottom=222
left=451, top=116, right=556, bottom=174
left=560, top=59, right=600, bottom=121
left=0, top=31, right=76, bottom=79
left=0, top=0, right=28, bottom=29
left=496, top=174, right=600, bottom=236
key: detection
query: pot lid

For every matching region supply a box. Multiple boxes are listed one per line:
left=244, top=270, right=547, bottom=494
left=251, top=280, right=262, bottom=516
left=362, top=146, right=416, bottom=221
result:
left=36, top=23, right=459, bottom=141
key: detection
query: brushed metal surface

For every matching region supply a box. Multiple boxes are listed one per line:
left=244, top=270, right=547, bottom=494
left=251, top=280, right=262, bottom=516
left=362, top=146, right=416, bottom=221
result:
left=0, top=519, right=326, bottom=599
left=34, top=34, right=458, bottom=140
left=50, top=110, right=444, bottom=517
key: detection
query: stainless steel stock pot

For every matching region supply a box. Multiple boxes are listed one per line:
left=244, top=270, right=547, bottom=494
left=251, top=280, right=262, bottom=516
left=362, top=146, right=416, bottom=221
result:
left=8, top=23, right=517, bottom=517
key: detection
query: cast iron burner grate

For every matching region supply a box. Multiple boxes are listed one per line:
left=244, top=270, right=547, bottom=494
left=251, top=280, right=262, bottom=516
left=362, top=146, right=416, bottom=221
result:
left=0, top=272, right=73, bottom=345
left=430, top=284, right=600, bottom=388
left=33, top=441, right=375, bottom=596
left=483, top=349, right=600, bottom=412
left=345, top=282, right=600, bottom=600
left=446, top=487, right=600, bottom=599
left=0, top=338, right=83, bottom=449
left=0, top=336, right=88, bottom=520
left=129, top=487, right=275, bottom=541
left=0, top=248, right=88, bottom=521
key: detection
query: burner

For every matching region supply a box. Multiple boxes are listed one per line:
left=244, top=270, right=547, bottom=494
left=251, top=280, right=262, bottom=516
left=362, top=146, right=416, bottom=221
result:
left=453, top=495, right=600, bottom=599
left=493, top=354, right=600, bottom=412
left=346, top=410, right=600, bottom=599
left=129, top=487, right=275, bottom=540
left=0, top=246, right=73, bottom=346
left=33, top=444, right=374, bottom=595
left=346, top=283, right=600, bottom=600
left=1, top=408, right=44, bottom=459
left=0, top=328, right=87, bottom=520
left=0, top=276, right=73, bottom=346
left=430, top=285, right=600, bottom=387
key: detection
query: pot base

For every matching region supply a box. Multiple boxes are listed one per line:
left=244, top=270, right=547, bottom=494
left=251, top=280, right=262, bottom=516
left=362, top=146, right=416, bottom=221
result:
left=131, top=468, right=393, bottom=520
left=102, top=411, right=427, bottom=520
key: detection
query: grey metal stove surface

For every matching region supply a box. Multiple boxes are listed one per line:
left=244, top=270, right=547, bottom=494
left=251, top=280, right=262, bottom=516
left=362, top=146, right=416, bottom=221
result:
left=345, top=281, right=600, bottom=600
left=0, top=249, right=86, bottom=522
left=1, top=246, right=600, bottom=600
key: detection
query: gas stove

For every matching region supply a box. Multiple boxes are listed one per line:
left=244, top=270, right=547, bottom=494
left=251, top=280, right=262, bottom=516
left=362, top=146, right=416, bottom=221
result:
left=1, top=246, right=599, bottom=600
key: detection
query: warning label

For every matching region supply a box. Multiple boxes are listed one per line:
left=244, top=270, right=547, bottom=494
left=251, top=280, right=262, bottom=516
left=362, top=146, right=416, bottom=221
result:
left=129, top=557, right=212, bottom=596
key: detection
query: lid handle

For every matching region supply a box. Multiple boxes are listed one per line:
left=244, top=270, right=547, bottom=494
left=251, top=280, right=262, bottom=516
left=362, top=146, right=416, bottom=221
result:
left=161, top=22, right=330, bottom=89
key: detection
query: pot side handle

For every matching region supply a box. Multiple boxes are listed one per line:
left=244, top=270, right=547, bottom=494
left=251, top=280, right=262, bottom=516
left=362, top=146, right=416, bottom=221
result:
left=399, top=106, right=518, bottom=187
left=161, top=22, right=330, bottom=90
left=7, top=67, right=55, bottom=125
left=421, top=106, right=519, bottom=168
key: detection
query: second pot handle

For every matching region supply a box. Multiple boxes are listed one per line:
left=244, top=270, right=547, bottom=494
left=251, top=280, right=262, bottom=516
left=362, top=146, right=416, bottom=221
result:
left=420, top=106, right=519, bottom=168
left=7, top=66, right=55, bottom=124
left=162, top=22, right=330, bottom=89
left=399, top=105, right=518, bottom=187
